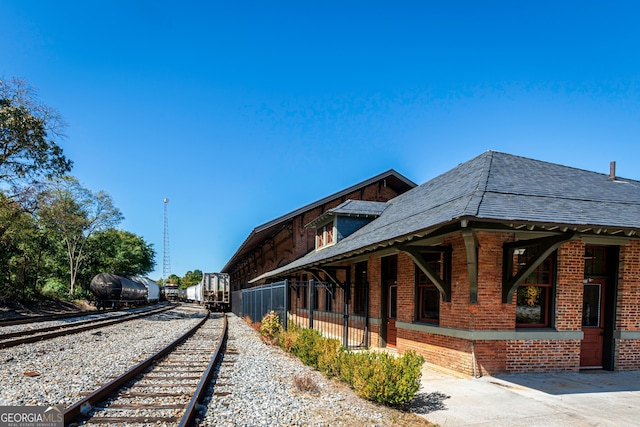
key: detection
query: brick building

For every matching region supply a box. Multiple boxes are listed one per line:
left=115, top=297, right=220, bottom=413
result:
left=243, top=151, right=640, bottom=375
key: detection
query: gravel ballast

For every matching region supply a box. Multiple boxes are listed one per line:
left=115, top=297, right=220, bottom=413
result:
left=0, top=305, right=434, bottom=426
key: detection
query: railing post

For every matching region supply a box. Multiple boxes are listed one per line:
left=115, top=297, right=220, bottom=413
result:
left=343, top=283, right=350, bottom=347
left=309, top=279, right=314, bottom=330
left=283, top=279, right=288, bottom=331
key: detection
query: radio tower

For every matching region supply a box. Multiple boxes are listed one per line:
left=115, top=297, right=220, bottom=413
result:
left=163, top=198, right=171, bottom=283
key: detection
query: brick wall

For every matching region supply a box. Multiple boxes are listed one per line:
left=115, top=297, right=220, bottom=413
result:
left=506, top=340, right=581, bottom=372
left=555, top=240, right=585, bottom=331
left=618, top=241, right=640, bottom=331
left=616, top=339, right=640, bottom=370
left=616, top=241, right=640, bottom=370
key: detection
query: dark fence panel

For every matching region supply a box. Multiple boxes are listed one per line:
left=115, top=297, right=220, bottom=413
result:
left=231, top=290, right=242, bottom=318
left=235, top=279, right=369, bottom=349
left=240, top=281, right=287, bottom=326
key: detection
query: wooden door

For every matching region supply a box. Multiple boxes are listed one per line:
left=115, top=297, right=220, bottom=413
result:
left=580, top=279, right=605, bottom=367
left=387, top=284, right=397, bottom=347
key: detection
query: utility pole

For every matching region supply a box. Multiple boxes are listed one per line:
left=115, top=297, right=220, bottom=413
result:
left=163, top=198, right=171, bottom=283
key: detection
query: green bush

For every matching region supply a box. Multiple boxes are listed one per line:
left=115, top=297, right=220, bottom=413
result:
left=349, top=350, right=424, bottom=406
left=316, top=337, right=343, bottom=378
left=292, top=327, right=325, bottom=366
left=262, top=318, right=424, bottom=407
left=40, top=279, right=69, bottom=300
left=259, top=310, right=282, bottom=340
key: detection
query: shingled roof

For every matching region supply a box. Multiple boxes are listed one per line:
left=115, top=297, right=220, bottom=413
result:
left=252, top=150, right=640, bottom=282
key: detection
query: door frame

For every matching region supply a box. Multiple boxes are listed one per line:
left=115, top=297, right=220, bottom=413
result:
left=581, top=245, right=619, bottom=371
left=380, top=255, right=398, bottom=348
left=580, top=278, right=606, bottom=368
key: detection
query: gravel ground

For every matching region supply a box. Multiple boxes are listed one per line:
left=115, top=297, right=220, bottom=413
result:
left=0, top=305, right=436, bottom=426
left=0, top=304, right=208, bottom=406
left=201, top=313, right=435, bottom=427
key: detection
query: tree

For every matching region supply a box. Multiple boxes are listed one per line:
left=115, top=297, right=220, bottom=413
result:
left=181, top=269, right=203, bottom=288
left=37, top=176, right=123, bottom=295
left=0, top=78, right=72, bottom=194
left=166, top=274, right=181, bottom=286
left=85, top=228, right=156, bottom=279
left=0, top=192, right=41, bottom=300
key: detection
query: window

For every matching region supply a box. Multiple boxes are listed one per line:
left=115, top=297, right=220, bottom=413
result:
left=316, top=228, right=324, bottom=248
left=515, top=248, right=555, bottom=327
left=584, top=246, right=607, bottom=275
left=316, top=221, right=335, bottom=249
left=416, top=251, right=446, bottom=324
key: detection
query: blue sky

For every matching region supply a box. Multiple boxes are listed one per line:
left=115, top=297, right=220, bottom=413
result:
left=2, top=1, right=640, bottom=281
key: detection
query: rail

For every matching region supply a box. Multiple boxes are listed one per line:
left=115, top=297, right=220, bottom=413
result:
left=63, top=312, right=228, bottom=426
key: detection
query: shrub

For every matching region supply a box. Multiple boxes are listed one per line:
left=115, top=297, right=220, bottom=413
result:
left=278, top=327, right=299, bottom=353
left=316, top=337, right=343, bottom=378
left=349, top=350, right=424, bottom=406
left=291, top=327, right=324, bottom=366
left=263, top=319, right=424, bottom=407
left=259, top=311, right=282, bottom=341
left=40, top=279, right=69, bottom=300
left=293, top=374, right=317, bottom=392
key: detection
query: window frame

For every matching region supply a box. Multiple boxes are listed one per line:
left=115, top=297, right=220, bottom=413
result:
left=316, top=219, right=336, bottom=249
left=414, top=247, right=451, bottom=325
left=512, top=247, right=556, bottom=328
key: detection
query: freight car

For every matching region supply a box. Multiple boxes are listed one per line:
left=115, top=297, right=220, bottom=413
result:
left=202, top=272, right=230, bottom=311
left=182, top=273, right=230, bottom=311
left=130, top=276, right=160, bottom=303
left=185, top=282, right=203, bottom=303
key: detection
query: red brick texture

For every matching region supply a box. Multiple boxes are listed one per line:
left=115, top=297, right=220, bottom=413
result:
left=377, top=232, right=640, bottom=375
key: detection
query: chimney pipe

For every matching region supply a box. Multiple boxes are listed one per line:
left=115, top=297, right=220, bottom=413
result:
left=609, top=161, right=616, bottom=181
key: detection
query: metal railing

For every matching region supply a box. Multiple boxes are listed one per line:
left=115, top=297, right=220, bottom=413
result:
left=232, top=279, right=369, bottom=348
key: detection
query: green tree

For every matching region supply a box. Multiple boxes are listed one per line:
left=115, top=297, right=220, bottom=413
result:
left=0, top=192, right=42, bottom=300
left=37, top=176, right=123, bottom=295
left=0, top=78, right=72, bottom=193
left=85, top=228, right=156, bottom=279
left=181, top=269, right=203, bottom=288
left=166, top=274, right=181, bottom=286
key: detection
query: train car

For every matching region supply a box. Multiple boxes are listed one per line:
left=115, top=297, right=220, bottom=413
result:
left=89, top=273, right=147, bottom=309
left=130, top=276, right=160, bottom=303
left=184, top=282, right=204, bottom=304
left=202, top=272, right=230, bottom=311
left=162, top=284, right=179, bottom=301
left=177, top=288, right=187, bottom=301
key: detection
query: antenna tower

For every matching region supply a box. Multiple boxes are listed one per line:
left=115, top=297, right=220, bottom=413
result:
left=163, top=198, right=171, bottom=281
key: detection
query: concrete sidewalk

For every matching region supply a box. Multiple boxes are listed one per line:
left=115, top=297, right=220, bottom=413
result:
left=408, top=367, right=640, bottom=426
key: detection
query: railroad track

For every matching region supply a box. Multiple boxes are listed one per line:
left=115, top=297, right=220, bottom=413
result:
left=64, top=312, right=227, bottom=426
left=0, top=304, right=175, bottom=349
left=0, top=309, right=101, bottom=327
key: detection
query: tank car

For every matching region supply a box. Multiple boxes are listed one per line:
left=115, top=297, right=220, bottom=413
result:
left=89, top=273, right=147, bottom=309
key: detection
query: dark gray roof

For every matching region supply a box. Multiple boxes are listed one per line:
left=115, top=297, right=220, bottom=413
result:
left=252, top=151, right=640, bottom=282
left=305, top=200, right=388, bottom=228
